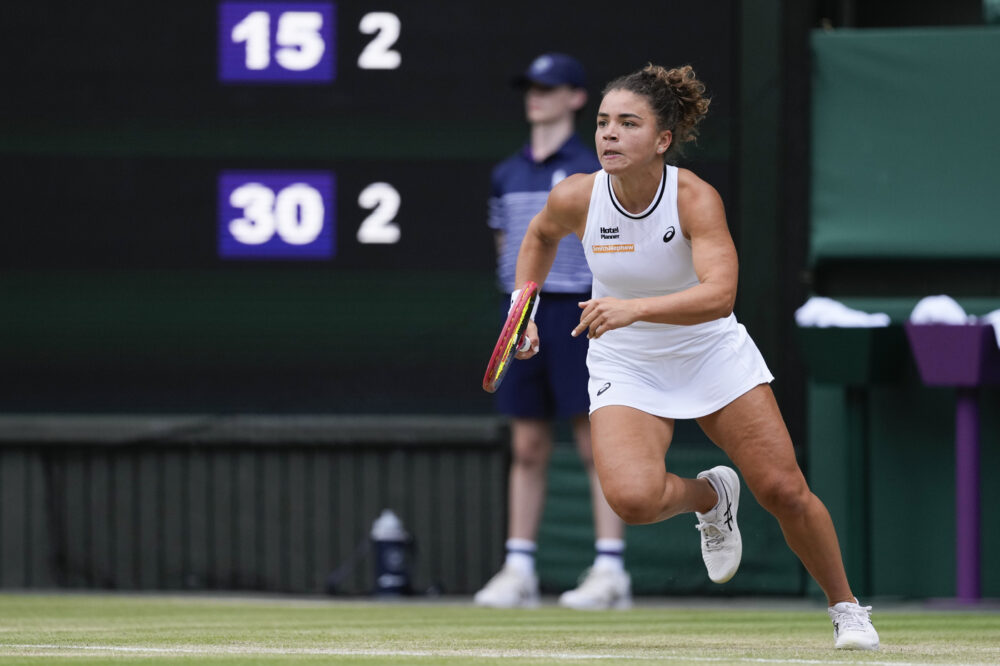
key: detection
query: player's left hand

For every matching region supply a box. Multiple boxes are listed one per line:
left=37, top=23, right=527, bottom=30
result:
left=515, top=320, right=540, bottom=359
left=572, top=298, right=636, bottom=339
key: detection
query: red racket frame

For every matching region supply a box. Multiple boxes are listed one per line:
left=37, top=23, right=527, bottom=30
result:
left=482, top=281, right=539, bottom=393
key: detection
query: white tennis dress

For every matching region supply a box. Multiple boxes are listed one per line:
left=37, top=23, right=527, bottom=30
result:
left=582, top=166, right=773, bottom=419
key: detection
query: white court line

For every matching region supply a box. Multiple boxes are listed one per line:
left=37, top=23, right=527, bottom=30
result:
left=0, top=643, right=986, bottom=665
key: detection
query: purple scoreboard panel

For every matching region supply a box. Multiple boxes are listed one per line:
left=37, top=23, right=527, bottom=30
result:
left=219, top=2, right=336, bottom=82
left=218, top=171, right=336, bottom=259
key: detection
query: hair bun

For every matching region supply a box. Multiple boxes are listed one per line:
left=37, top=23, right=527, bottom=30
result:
left=603, top=64, right=711, bottom=160
left=645, top=64, right=710, bottom=150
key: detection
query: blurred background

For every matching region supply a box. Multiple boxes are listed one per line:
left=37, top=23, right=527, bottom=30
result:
left=0, top=0, right=997, bottom=601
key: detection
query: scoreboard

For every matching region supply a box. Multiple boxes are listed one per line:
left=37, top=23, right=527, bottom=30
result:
left=0, top=1, right=736, bottom=414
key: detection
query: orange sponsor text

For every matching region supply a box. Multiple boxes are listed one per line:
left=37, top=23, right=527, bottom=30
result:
left=592, top=244, right=635, bottom=254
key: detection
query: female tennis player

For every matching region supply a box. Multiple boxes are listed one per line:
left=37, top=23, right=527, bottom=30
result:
left=512, top=63, right=879, bottom=650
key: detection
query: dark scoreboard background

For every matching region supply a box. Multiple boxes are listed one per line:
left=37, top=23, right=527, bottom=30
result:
left=0, top=1, right=736, bottom=414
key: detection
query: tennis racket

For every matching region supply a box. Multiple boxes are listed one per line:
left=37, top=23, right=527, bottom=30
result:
left=482, top=281, right=539, bottom=393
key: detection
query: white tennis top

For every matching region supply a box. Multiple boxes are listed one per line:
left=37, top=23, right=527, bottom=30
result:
left=581, top=166, right=773, bottom=419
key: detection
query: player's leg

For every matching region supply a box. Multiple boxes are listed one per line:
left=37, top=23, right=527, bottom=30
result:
left=588, top=404, right=741, bottom=586
left=589, top=405, right=716, bottom=524
left=696, top=384, right=878, bottom=649
left=696, top=384, right=852, bottom=602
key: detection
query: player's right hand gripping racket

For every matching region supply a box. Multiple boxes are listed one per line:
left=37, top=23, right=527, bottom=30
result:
left=482, top=281, right=539, bottom=393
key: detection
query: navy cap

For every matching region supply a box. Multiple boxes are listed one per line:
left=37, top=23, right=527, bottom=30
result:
left=513, top=53, right=587, bottom=89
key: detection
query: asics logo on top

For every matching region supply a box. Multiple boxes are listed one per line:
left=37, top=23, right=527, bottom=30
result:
left=597, top=382, right=612, bottom=396
left=663, top=226, right=676, bottom=243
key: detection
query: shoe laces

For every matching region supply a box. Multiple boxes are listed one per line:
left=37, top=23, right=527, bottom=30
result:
left=833, top=604, right=873, bottom=632
left=696, top=522, right=725, bottom=551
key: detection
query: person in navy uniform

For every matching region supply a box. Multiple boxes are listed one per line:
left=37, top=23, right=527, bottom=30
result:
left=475, top=54, right=631, bottom=610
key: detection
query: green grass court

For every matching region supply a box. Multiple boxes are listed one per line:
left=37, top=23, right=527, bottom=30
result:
left=1, top=593, right=998, bottom=665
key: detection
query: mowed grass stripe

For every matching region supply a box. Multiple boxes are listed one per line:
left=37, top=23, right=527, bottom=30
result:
left=0, top=594, right=998, bottom=665
left=3, top=643, right=988, bottom=665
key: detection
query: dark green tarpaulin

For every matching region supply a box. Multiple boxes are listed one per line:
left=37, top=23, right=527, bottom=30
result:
left=810, top=27, right=1000, bottom=263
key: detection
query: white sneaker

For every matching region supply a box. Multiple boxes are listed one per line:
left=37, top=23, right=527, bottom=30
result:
left=473, top=566, right=540, bottom=608
left=559, top=567, right=632, bottom=610
left=828, top=600, right=880, bottom=650
left=695, top=466, right=742, bottom=583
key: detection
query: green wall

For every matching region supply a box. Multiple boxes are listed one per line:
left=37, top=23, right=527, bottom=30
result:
left=811, top=27, right=1000, bottom=262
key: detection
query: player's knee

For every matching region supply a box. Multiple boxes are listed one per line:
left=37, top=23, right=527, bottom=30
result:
left=754, top=475, right=811, bottom=519
left=604, top=479, right=662, bottom=525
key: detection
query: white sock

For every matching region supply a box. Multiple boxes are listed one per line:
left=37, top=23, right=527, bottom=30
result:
left=504, top=538, right=536, bottom=576
left=592, top=538, right=625, bottom=572
left=698, top=475, right=722, bottom=519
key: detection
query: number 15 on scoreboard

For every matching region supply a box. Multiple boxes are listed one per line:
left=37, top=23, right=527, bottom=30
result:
left=219, top=2, right=336, bottom=82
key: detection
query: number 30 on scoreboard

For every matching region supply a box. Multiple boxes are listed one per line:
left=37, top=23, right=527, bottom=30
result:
left=218, top=172, right=335, bottom=259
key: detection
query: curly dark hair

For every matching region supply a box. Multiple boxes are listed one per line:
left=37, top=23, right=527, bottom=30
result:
left=602, top=63, right=711, bottom=161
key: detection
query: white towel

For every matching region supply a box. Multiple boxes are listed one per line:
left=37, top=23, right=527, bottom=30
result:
left=981, top=309, right=1000, bottom=349
left=795, top=296, right=890, bottom=328
left=908, top=295, right=976, bottom=325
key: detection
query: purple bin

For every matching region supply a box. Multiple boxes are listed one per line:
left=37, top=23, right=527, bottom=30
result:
left=904, top=322, right=1000, bottom=387
left=904, top=321, right=1000, bottom=602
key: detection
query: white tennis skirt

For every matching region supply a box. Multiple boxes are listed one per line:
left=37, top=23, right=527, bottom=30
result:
left=586, top=314, right=774, bottom=419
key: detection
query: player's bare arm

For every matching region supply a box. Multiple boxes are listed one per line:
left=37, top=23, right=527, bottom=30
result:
left=645, top=168, right=738, bottom=320
left=513, top=172, right=595, bottom=356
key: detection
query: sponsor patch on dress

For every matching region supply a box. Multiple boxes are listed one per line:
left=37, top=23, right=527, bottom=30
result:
left=592, top=244, right=635, bottom=253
